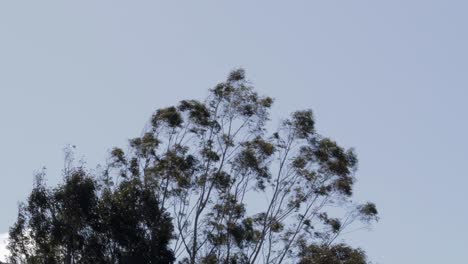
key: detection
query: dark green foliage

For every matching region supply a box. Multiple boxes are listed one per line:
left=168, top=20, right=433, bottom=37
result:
left=8, top=166, right=174, bottom=264
left=99, top=178, right=174, bottom=263
left=129, top=133, right=160, bottom=159
left=298, top=244, right=368, bottom=264
left=291, top=110, right=315, bottom=139
left=152, top=106, right=183, bottom=128
left=178, top=100, right=211, bottom=127
left=358, top=202, right=379, bottom=222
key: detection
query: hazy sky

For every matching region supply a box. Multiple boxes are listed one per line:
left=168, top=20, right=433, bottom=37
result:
left=1, top=1, right=467, bottom=263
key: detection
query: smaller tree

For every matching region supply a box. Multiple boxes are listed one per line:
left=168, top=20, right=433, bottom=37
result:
left=7, top=153, right=175, bottom=264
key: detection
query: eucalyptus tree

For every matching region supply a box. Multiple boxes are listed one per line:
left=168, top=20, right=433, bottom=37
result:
left=107, top=69, right=378, bottom=264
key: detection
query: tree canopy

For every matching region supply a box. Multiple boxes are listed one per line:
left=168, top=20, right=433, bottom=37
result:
left=7, top=154, right=174, bottom=264
left=8, top=69, right=377, bottom=264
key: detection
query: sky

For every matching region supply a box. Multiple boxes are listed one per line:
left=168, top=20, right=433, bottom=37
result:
left=0, top=1, right=467, bottom=263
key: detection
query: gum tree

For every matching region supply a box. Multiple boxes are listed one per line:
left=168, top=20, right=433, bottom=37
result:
left=107, top=69, right=378, bottom=264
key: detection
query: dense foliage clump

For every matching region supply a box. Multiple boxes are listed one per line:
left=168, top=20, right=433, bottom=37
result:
left=8, top=161, right=174, bottom=264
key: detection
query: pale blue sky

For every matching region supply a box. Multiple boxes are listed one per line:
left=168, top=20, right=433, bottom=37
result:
left=1, top=1, right=467, bottom=263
